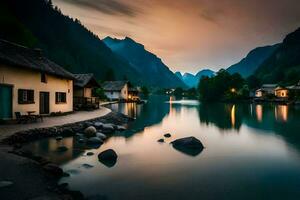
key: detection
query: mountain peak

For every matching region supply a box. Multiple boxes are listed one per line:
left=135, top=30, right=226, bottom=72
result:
left=103, top=36, right=186, bottom=88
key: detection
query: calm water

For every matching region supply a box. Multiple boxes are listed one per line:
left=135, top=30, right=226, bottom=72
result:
left=23, top=95, right=300, bottom=200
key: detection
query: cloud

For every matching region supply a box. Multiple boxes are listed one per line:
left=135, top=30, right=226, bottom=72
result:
left=62, top=0, right=139, bottom=17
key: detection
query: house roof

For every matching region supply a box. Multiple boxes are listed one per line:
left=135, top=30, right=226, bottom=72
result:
left=0, top=39, right=74, bottom=79
left=102, top=81, right=128, bottom=91
left=261, top=84, right=278, bottom=88
left=73, top=73, right=100, bottom=88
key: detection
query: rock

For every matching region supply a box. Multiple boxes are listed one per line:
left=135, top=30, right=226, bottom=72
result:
left=96, top=132, right=107, bottom=140
left=84, top=121, right=94, bottom=128
left=65, top=169, right=80, bottom=175
left=102, top=124, right=115, bottom=134
left=78, top=138, right=85, bottom=143
left=98, top=149, right=118, bottom=167
left=86, top=152, right=94, bottom=156
left=62, top=172, right=70, bottom=177
left=43, top=163, right=64, bottom=177
left=86, top=137, right=103, bottom=145
left=56, top=146, right=68, bottom=152
left=164, top=133, right=171, bottom=138
left=94, top=122, right=103, bottom=129
left=84, top=126, right=97, bottom=137
left=75, top=133, right=84, bottom=137
left=55, top=136, right=63, bottom=141
left=82, top=163, right=94, bottom=169
left=117, top=125, right=126, bottom=131
left=62, top=127, right=73, bottom=136
left=0, top=181, right=13, bottom=188
left=157, top=138, right=164, bottom=143
left=170, top=137, right=204, bottom=156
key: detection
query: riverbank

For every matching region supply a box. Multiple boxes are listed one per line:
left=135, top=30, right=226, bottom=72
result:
left=0, top=110, right=133, bottom=200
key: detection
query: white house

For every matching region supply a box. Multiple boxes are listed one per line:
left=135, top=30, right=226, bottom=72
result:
left=0, top=40, right=74, bottom=120
left=255, top=84, right=278, bottom=98
left=102, top=81, right=129, bottom=100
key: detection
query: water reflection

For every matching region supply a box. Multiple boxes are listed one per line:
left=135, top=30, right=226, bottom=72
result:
left=22, top=96, right=300, bottom=200
left=275, top=105, right=288, bottom=122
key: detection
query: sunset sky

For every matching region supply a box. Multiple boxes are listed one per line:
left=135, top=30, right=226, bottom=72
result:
left=53, top=0, right=300, bottom=73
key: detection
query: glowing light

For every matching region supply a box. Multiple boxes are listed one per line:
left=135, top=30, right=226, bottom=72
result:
left=231, top=88, right=236, bottom=93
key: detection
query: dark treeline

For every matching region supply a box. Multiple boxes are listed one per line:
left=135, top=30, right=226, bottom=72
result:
left=198, top=69, right=249, bottom=102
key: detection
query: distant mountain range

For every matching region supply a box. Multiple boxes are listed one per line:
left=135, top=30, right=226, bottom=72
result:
left=175, top=69, right=215, bottom=88
left=226, top=44, right=279, bottom=78
left=103, top=36, right=186, bottom=88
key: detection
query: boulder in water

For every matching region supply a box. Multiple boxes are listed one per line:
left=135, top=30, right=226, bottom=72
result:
left=170, top=137, right=204, bottom=156
left=55, top=136, right=63, bottom=141
left=84, top=126, right=97, bottom=137
left=157, top=138, right=165, bottom=143
left=98, top=149, right=118, bottom=167
left=164, top=133, right=171, bottom=138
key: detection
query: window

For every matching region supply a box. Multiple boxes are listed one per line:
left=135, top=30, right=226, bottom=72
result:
left=18, top=89, right=34, bottom=104
left=41, top=73, right=47, bottom=83
left=55, top=92, right=66, bottom=104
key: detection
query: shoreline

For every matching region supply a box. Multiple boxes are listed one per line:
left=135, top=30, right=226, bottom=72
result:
left=0, top=110, right=133, bottom=200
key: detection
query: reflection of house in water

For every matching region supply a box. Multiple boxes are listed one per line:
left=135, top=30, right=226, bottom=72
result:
left=275, top=105, right=288, bottom=122
left=255, top=105, right=263, bottom=122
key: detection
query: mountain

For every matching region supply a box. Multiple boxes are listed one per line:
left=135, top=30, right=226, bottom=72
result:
left=255, top=27, right=300, bottom=85
left=227, top=44, right=279, bottom=78
left=0, top=0, right=142, bottom=84
left=103, top=36, right=186, bottom=88
left=175, top=69, right=215, bottom=88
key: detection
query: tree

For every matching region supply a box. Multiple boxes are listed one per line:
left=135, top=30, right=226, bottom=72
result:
left=94, top=87, right=107, bottom=100
left=141, top=86, right=149, bottom=96
left=174, top=87, right=184, bottom=96
left=198, top=69, right=246, bottom=101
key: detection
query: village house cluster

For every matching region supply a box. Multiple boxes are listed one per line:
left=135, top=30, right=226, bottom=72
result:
left=0, top=40, right=139, bottom=120
left=254, top=83, right=300, bottom=102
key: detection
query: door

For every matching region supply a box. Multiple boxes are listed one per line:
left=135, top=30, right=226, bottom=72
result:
left=0, top=85, right=13, bottom=119
left=40, top=92, right=49, bottom=114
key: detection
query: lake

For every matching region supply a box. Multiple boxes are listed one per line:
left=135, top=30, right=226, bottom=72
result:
left=23, top=95, right=300, bottom=200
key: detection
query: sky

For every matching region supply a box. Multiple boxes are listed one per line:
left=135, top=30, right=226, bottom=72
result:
left=53, top=0, right=300, bottom=74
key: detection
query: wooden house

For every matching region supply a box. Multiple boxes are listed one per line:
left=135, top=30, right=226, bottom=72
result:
left=102, top=81, right=129, bottom=101
left=275, top=86, right=289, bottom=98
left=73, top=73, right=100, bottom=110
left=255, top=84, right=278, bottom=98
left=0, top=40, right=74, bottom=120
